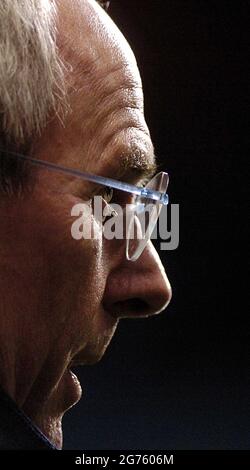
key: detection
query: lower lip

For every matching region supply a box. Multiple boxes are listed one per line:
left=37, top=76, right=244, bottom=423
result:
left=63, top=369, right=82, bottom=408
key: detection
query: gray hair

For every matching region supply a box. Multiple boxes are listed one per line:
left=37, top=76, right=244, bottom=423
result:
left=0, top=0, right=66, bottom=192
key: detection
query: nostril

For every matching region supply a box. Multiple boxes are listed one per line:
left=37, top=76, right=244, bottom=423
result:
left=112, top=298, right=152, bottom=318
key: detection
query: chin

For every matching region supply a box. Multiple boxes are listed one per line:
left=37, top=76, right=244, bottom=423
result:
left=28, top=324, right=118, bottom=447
left=24, top=367, right=82, bottom=448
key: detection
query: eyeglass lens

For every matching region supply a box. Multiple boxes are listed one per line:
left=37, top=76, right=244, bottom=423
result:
left=126, top=172, right=169, bottom=261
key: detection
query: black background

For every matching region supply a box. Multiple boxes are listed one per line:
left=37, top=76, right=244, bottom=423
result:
left=64, top=0, right=249, bottom=449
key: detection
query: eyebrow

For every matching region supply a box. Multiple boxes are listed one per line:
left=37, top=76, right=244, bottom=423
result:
left=117, top=151, right=158, bottom=184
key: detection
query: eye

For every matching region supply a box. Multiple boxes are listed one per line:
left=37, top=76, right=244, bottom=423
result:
left=101, top=186, right=113, bottom=204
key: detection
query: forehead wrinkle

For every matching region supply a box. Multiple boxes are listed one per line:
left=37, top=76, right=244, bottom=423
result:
left=67, top=56, right=143, bottom=138
left=75, top=60, right=143, bottom=116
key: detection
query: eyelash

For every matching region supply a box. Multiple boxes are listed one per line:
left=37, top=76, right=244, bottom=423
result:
left=100, top=186, right=114, bottom=204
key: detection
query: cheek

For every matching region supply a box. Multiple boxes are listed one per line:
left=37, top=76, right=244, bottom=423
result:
left=35, top=191, right=102, bottom=262
left=18, top=189, right=111, bottom=350
left=38, top=195, right=106, bottom=325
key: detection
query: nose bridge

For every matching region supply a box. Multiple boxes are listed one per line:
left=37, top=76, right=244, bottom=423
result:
left=103, top=241, right=172, bottom=319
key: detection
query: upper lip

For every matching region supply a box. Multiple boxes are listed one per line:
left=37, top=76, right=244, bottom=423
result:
left=68, top=307, right=119, bottom=368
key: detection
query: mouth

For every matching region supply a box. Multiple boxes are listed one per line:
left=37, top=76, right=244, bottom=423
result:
left=68, top=353, right=85, bottom=370
left=63, top=308, right=119, bottom=405
left=69, top=308, right=119, bottom=367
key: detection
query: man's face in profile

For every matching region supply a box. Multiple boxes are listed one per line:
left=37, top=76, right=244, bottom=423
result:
left=0, top=0, right=171, bottom=448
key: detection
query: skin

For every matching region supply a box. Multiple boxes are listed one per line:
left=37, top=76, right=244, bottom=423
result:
left=0, top=0, right=171, bottom=449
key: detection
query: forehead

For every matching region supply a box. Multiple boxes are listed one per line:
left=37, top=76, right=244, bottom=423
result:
left=56, top=0, right=156, bottom=181
left=57, top=0, right=140, bottom=77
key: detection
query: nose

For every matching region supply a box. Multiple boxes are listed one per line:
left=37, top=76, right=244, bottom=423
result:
left=103, top=241, right=172, bottom=319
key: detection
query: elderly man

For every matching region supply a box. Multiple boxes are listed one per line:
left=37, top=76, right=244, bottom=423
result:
left=0, top=0, right=171, bottom=450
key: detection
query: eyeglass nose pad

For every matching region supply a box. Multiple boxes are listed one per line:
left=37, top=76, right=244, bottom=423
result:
left=126, top=207, right=145, bottom=261
left=136, top=202, right=146, bottom=214
left=145, top=171, right=169, bottom=193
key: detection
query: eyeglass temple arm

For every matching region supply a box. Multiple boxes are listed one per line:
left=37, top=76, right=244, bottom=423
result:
left=6, top=151, right=169, bottom=205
